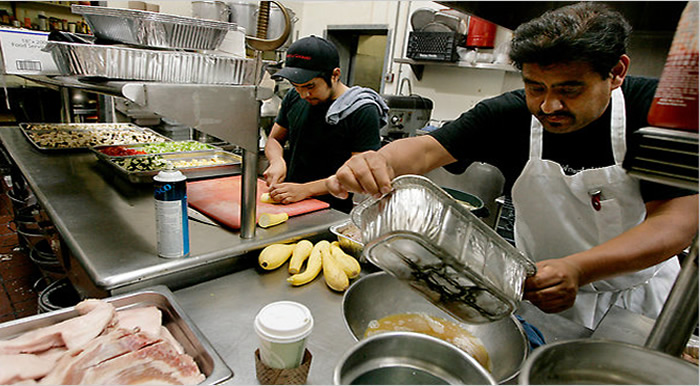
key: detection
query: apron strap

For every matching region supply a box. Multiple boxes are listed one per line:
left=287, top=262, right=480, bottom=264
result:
left=529, top=116, right=543, bottom=160
left=610, top=87, right=627, bottom=166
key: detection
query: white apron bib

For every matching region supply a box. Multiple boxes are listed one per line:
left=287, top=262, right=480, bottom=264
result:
left=512, top=88, right=680, bottom=329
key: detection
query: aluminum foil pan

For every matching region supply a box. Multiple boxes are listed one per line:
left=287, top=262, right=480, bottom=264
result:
left=45, top=41, right=254, bottom=84
left=351, top=175, right=536, bottom=324
left=329, top=219, right=364, bottom=260
left=71, top=4, right=238, bottom=51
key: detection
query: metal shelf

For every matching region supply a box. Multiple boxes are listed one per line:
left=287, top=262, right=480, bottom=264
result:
left=394, top=57, right=518, bottom=80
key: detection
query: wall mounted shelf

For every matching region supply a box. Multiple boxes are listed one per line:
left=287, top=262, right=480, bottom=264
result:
left=394, top=57, right=518, bottom=80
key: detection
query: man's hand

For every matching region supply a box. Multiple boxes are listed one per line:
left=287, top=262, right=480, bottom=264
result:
left=263, top=161, right=286, bottom=187
left=524, top=258, right=583, bottom=313
left=269, top=183, right=311, bottom=204
left=326, top=150, right=395, bottom=199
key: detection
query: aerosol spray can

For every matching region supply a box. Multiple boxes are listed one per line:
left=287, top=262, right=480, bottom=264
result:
left=154, top=165, right=190, bottom=258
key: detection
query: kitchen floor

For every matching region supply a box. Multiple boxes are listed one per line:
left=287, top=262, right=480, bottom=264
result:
left=0, top=181, right=41, bottom=324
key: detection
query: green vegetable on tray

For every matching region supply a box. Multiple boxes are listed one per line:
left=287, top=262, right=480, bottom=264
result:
left=113, top=156, right=170, bottom=172
left=140, top=141, right=213, bottom=154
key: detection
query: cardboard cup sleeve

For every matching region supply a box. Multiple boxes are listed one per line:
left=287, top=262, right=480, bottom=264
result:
left=255, top=348, right=312, bottom=385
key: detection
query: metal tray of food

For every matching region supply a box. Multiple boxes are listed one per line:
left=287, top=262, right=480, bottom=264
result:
left=19, top=122, right=170, bottom=151
left=351, top=175, right=536, bottom=324
left=71, top=4, right=239, bottom=51
left=329, top=219, right=364, bottom=260
left=0, top=285, right=233, bottom=384
left=45, top=41, right=255, bottom=85
left=91, top=140, right=220, bottom=159
left=99, top=149, right=242, bottom=183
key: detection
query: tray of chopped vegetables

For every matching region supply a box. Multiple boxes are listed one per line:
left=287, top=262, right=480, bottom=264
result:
left=19, top=122, right=170, bottom=151
left=91, top=140, right=219, bottom=159
left=98, top=149, right=242, bottom=183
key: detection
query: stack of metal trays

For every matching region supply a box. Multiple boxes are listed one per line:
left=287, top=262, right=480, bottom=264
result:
left=45, top=41, right=255, bottom=84
left=94, top=143, right=243, bottom=183
left=71, top=4, right=239, bottom=51
left=19, top=122, right=170, bottom=151
left=351, top=175, right=537, bottom=324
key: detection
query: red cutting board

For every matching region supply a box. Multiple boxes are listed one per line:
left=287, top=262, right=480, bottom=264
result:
left=186, top=175, right=330, bottom=230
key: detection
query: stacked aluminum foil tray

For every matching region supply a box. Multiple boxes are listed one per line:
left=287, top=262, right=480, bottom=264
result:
left=45, top=41, right=255, bottom=84
left=351, top=175, right=536, bottom=324
left=71, top=4, right=239, bottom=51
left=0, top=286, right=233, bottom=384
left=19, top=122, right=170, bottom=151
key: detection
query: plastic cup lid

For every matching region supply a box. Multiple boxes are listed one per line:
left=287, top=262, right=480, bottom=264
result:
left=254, top=301, right=314, bottom=344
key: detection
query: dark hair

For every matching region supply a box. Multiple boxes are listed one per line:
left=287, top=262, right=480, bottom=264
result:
left=509, top=2, right=632, bottom=79
left=318, top=71, right=334, bottom=87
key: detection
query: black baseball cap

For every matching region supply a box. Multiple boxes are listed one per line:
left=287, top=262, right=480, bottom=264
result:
left=272, top=36, right=340, bottom=84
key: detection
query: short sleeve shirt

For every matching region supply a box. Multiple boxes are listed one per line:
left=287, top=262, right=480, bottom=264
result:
left=275, top=88, right=382, bottom=211
left=428, top=76, right=694, bottom=202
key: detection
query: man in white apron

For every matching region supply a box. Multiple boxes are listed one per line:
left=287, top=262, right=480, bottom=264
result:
left=326, top=2, right=698, bottom=330
left=512, top=86, right=680, bottom=328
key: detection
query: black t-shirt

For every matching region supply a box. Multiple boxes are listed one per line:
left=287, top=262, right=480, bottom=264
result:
left=276, top=89, right=382, bottom=212
left=429, top=76, right=693, bottom=202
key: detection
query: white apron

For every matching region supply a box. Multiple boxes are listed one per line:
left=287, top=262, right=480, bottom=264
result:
left=512, top=88, right=680, bottom=329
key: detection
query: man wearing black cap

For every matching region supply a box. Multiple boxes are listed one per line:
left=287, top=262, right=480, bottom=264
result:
left=264, top=35, right=388, bottom=213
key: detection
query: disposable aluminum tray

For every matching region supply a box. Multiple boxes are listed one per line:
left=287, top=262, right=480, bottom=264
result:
left=351, top=175, right=536, bottom=324
left=99, top=149, right=242, bottom=183
left=45, top=41, right=255, bottom=85
left=0, top=285, right=233, bottom=384
left=71, top=4, right=239, bottom=50
left=91, top=140, right=220, bottom=159
left=329, top=219, right=364, bottom=260
left=19, top=122, right=170, bottom=151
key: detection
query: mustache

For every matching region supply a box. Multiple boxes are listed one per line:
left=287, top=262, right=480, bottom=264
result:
left=537, top=111, right=573, bottom=119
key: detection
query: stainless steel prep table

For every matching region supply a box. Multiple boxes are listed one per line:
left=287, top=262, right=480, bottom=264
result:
left=0, top=126, right=348, bottom=296
left=173, top=266, right=592, bottom=385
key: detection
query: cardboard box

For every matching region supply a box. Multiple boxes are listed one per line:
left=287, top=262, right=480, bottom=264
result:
left=0, top=27, right=59, bottom=75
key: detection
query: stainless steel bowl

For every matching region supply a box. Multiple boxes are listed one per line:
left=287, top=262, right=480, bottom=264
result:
left=519, top=339, right=699, bottom=385
left=333, top=331, right=497, bottom=385
left=342, top=271, right=529, bottom=383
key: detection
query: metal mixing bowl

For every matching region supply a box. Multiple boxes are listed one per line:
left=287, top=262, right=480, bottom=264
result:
left=342, top=271, right=529, bottom=383
left=519, top=339, right=699, bottom=384
left=333, top=331, right=497, bottom=385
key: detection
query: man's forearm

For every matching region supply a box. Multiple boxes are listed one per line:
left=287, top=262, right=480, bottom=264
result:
left=377, top=135, right=456, bottom=176
left=303, top=179, right=332, bottom=197
left=265, top=138, right=285, bottom=165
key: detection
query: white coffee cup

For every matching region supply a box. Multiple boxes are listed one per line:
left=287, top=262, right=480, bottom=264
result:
left=254, top=301, right=314, bottom=369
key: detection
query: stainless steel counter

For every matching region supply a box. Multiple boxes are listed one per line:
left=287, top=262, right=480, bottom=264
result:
left=173, top=265, right=593, bottom=385
left=0, top=126, right=348, bottom=295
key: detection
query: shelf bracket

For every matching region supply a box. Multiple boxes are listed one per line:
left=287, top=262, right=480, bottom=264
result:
left=408, top=63, right=424, bottom=81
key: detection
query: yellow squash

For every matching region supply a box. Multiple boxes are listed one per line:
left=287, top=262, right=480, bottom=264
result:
left=288, top=239, right=314, bottom=274
left=260, top=192, right=280, bottom=204
left=287, top=241, right=324, bottom=286
left=258, top=243, right=295, bottom=270
left=322, top=241, right=349, bottom=292
left=258, top=212, right=288, bottom=228
left=330, top=242, right=361, bottom=279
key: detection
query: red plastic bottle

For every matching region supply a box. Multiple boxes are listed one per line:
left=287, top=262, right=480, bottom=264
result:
left=647, top=1, right=699, bottom=132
